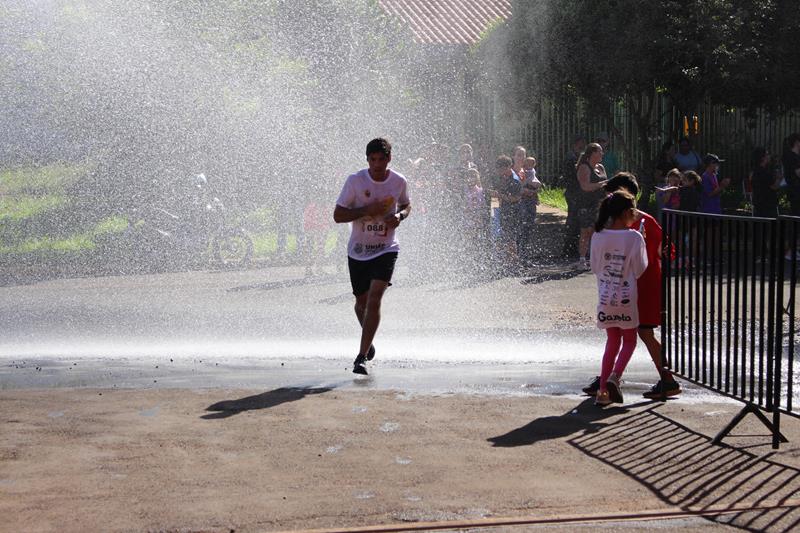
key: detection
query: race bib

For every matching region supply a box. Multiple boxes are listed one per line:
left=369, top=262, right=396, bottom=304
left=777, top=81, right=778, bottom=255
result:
left=362, top=218, right=388, bottom=236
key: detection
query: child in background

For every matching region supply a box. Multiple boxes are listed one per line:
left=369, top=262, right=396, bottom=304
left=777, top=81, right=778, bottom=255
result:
left=677, top=170, right=702, bottom=270
left=700, top=154, right=730, bottom=215
left=679, top=171, right=702, bottom=212
left=519, top=156, right=542, bottom=264
left=521, top=157, right=542, bottom=204
left=590, top=190, right=648, bottom=406
left=655, top=168, right=682, bottom=213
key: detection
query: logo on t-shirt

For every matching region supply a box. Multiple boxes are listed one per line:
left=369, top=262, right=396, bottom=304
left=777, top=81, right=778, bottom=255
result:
left=598, top=311, right=632, bottom=322
left=364, top=190, right=371, bottom=198
left=354, top=243, right=363, bottom=255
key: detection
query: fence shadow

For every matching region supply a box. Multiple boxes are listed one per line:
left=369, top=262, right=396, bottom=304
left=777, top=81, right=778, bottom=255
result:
left=487, top=399, right=653, bottom=447
left=569, top=407, right=800, bottom=532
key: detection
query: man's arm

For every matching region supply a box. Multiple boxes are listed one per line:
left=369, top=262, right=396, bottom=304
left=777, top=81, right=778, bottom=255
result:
left=384, top=203, right=411, bottom=229
left=333, top=201, right=385, bottom=223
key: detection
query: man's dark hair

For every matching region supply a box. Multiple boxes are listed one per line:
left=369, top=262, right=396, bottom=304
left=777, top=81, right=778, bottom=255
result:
left=366, top=138, right=392, bottom=157
left=495, top=154, right=513, bottom=168
left=604, top=171, right=640, bottom=196
left=787, top=133, right=800, bottom=149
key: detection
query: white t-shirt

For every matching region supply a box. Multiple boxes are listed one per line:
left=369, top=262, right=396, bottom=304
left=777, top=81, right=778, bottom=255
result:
left=336, top=168, right=410, bottom=261
left=590, top=228, right=648, bottom=329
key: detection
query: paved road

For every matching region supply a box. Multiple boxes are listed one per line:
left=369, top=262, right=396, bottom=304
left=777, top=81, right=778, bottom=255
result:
left=0, top=263, right=710, bottom=399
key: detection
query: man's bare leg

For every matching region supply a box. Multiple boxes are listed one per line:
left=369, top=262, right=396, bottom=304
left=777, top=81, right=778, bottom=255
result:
left=354, top=293, right=367, bottom=326
left=358, top=280, right=388, bottom=356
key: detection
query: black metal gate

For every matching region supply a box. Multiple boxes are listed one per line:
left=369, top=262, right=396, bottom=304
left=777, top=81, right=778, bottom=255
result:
left=661, top=210, right=800, bottom=449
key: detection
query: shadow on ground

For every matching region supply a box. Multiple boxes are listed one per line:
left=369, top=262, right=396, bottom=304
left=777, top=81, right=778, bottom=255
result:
left=569, top=407, right=800, bottom=532
left=487, top=399, right=653, bottom=447
left=202, top=386, right=333, bottom=419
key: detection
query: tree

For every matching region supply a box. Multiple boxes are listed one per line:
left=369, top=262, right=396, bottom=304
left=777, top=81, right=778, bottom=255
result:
left=492, top=0, right=800, bottom=199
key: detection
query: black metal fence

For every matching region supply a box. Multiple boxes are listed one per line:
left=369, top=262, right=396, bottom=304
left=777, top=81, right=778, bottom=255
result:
left=661, top=210, right=800, bottom=449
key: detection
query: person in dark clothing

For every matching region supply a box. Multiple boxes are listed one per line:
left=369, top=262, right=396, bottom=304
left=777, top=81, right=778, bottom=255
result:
left=490, top=154, right=522, bottom=269
left=751, top=147, right=781, bottom=218
left=561, top=134, right=587, bottom=259
left=679, top=171, right=702, bottom=212
left=783, top=133, right=800, bottom=216
left=677, top=170, right=702, bottom=271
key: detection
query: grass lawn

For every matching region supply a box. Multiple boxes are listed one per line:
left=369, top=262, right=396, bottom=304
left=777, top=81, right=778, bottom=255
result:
left=538, top=187, right=567, bottom=211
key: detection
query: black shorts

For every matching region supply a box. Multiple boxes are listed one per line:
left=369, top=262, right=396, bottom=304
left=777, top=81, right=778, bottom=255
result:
left=348, top=252, right=398, bottom=296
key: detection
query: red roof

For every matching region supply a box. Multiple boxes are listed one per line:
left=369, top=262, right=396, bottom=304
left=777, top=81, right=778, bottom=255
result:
left=378, top=0, right=512, bottom=45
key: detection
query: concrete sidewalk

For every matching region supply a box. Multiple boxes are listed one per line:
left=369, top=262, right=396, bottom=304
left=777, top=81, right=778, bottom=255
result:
left=2, top=387, right=799, bottom=532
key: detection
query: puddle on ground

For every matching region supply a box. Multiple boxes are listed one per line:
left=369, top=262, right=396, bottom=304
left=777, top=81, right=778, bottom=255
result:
left=380, top=422, right=400, bottom=433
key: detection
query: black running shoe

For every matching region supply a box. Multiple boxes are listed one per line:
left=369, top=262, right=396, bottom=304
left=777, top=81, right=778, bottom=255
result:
left=352, top=354, right=368, bottom=375
left=642, top=379, right=682, bottom=399
left=582, top=376, right=600, bottom=396
left=366, top=344, right=376, bottom=361
left=606, top=374, right=623, bottom=404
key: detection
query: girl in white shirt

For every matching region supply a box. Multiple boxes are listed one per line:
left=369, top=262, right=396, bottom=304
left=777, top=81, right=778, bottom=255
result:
left=590, top=191, right=648, bottom=406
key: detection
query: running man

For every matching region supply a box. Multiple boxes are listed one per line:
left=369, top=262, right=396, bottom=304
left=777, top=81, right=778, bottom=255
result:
left=333, top=138, right=411, bottom=375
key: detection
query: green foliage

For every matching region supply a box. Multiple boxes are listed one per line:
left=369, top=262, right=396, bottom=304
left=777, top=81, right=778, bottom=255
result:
left=252, top=232, right=279, bottom=257
left=92, top=215, right=129, bottom=235
left=0, top=163, right=91, bottom=194
left=538, top=187, right=566, bottom=211
left=9, top=233, right=95, bottom=254
left=0, top=195, right=67, bottom=221
left=496, top=0, right=800, bottom=170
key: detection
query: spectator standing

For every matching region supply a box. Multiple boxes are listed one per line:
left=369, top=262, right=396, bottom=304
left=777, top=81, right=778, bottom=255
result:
left=653, top=142, right=678, bottom=215
left=675, top=137, right=703, bottom=173
left=576, top=143, right=608, bottom=269
left=491, top=155, right=522, bottom=269
left=595, top=132, right=620, bottom=178
left=655, top=142, right=678, bottom=182
left=783, top=133, right=800, bottom=216
left=589, top=190, right=648, bottom=405
left=561, top=134, right=587, bottom=260
left=678, top=171, right=703, bottom=270
left=519, top=156, right=542, bottom=265
left=655, top=168, right=682, bottom=221
left=700, top=154, right=730, bottom=215
left=751, top=147, right=781, bottom=218
left=464, top=168, right=486, bottom=244
left=679, top=171, right=703, bottom=212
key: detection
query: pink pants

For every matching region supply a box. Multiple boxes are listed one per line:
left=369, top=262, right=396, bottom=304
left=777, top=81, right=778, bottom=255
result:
left=600, top=327, right=638, bottom=389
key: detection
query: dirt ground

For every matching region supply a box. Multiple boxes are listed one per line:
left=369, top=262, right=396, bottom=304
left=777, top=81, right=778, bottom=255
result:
left=4, top=205, right=800, bottom=532
left=3, top=387, right=800, bottom=533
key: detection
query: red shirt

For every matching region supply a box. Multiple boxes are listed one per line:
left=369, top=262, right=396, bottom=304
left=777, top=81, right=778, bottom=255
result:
left=629, top=212, right=662, bottom=326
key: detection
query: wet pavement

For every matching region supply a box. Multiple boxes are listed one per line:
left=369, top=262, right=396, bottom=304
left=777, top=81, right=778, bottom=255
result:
left=0, top=263, right=722, bottom=403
